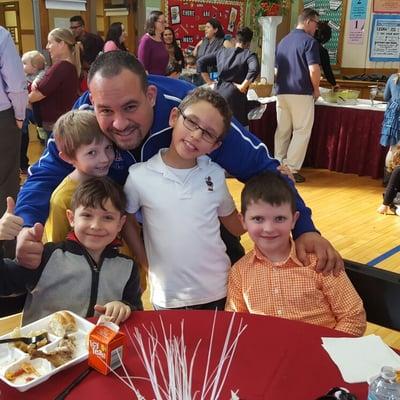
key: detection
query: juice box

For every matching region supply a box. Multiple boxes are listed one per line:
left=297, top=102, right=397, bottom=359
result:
left=88, top=321, right=125, bottom=375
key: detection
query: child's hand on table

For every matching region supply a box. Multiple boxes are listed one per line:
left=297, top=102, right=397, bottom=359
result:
left=94, top=302, right=131, bottom=325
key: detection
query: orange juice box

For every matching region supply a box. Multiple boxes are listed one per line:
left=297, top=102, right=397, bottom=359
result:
left=88, top=320, right=125, bottom=375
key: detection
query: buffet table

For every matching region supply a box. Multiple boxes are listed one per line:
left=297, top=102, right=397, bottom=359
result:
left=1, top=310, right=368, bottom=400
left=249, top=98, right=387, bottom=179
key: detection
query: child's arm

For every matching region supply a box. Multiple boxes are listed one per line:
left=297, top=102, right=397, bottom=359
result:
left=319, top=270, right=367, bottom=336
left=225, top=265, right=249, bottom=313
left=0, top=197, right=24, bottom=241
left=219, top=209, right=246, bottom=237
left=122, top=213, right=148, bottom=271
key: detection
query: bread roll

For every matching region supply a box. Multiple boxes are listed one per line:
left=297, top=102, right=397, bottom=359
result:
left=48, top=311, right=77, bottom=337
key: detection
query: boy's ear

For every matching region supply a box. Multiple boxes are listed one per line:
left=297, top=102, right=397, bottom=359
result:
left=291, top=211, right=300, bottom=229
left=238, top=212, right=247, bottom=231
left=66, top=209, right=75, bottom=227
left=58, top=151, right=74, bottom=165
left=210, top=140, right=222, bottom=152
left=169, top=107, right=179, bottom=128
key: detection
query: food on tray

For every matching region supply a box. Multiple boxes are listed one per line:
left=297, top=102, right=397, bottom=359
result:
left=320, top=89, right=360, bottom=103
left=10, top=328, right=49, bottom=353
left=5, top=362, right=40, bottom=382
left=30, top=336, right=76, bottom=367
left=48, top=311, right=77, bottom=337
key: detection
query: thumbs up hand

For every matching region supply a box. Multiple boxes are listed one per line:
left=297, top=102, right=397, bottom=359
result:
left=0, top=197, right=24, bottom=241
left=15, top=223, right=44, bottom=269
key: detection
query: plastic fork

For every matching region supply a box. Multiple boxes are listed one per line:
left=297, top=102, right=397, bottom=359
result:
left=0, top=332, right=48, bottom=345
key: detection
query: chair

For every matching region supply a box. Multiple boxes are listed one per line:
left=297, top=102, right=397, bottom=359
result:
left=344, top=259, right=400, bottom=331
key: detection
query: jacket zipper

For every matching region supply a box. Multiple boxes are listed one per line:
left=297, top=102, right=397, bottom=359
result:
left=85, top=251, right=104, bottom=318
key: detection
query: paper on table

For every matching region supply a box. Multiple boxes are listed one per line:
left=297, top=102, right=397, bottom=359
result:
left=322, top=335, right=400, bottom=383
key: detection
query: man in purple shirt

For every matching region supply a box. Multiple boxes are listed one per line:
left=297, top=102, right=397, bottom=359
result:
left=274, top=9, right=321, bottom=183
left=0, top=26, right=27, bottom=254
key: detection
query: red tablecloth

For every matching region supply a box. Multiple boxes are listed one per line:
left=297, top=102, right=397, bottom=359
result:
left=1, top=310, right=367, bottom=399
left=250, top=102, right=387, bottom=179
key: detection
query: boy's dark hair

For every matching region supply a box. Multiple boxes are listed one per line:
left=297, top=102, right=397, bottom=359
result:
left=71, top=176, right=127, bottom=215
left=315, top=21, right=332, bottom=44
left=88, top=51, right=148, bottom=92
left=237, top=27, right=253, bottom=45
left=298, top=8, right=320, bottom=24
left=179, top=87, right=232, bottom=139
left=166, top=61, right=182, bottom=76
left=70, top=15, right=85, bottom=26
left=241, top=171, right=296, bottom=215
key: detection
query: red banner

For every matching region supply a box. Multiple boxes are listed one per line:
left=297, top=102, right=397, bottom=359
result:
left=164, top=0, right=246, bottom=52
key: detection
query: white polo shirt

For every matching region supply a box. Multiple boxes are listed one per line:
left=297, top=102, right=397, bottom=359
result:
left=124, top=149, right=236, bottom=308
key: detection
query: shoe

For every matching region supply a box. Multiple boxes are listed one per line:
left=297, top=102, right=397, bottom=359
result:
left=293, top=173, right=305, bottom=183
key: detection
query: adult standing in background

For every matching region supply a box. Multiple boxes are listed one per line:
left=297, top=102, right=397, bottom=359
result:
left=193, top=18, right=224, bottom=78
left=69, top=15, right=104, bottom=68
left=137, top=11, right=169, bottom=75
left=29, top=28, right=80, bottom=141
left=0, top=26, right=27, bottom=256
left=163, top=27, right=184, bottom=72
left=274, top=8, right=321, bottom=183
left=198, top=27, right=260, bottom=127
left=103, top=22, right=128, bottom=52
left=314, top=21, right=338, bottom=89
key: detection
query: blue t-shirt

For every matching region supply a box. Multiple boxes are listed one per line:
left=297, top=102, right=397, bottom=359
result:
left=275, top=29, right=320, bottom=95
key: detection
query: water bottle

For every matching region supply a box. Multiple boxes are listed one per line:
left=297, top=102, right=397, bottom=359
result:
left=368, top=366, right=400, bottom=399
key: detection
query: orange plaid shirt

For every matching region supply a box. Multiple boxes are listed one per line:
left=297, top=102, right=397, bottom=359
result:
left=225, top=240, right=366, bottom=336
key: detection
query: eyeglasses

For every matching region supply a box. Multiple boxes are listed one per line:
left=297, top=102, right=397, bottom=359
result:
left=178, top=108, right=220, bottom=144
left=309, top=18, right=319, bottom=24
left=70, top=25, right=82, bottom=30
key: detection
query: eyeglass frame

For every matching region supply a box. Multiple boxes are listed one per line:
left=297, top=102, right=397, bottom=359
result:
left=308, top=18, right=319, bottom=24
left=177, top=107, right=221, bottom=144
left=70, top=24, right=83, bottom=30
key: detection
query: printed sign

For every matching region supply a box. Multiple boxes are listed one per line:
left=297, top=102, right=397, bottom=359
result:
left=348, top=19, right=365, bottom=44
left=373, top=0, right=400, bottom=13
left=369, top=14, right=400, bottom=61
left=350, top=0, right=368, bottom=19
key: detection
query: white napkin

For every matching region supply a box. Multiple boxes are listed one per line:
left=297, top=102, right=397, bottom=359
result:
left=322, top=335, right=400, bottom=383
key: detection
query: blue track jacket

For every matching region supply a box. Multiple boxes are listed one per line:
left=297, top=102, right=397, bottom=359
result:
left=15, top=75, right=315, bottom=238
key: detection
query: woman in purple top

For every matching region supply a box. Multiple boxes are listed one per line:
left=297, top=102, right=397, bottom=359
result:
left=137, top=10, right=169, bottom=75
left=104, top=22, right=128, bottom=52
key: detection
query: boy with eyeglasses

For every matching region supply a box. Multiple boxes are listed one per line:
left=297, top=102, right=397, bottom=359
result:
left=123, top=87, right=245, bottom=310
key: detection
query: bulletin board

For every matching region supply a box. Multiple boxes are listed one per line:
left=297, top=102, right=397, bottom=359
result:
left=304, top=0, right=348, bottom=66
left=163, top=0, right=246, bottom=52
left=369, top=14, right=400, bottom=62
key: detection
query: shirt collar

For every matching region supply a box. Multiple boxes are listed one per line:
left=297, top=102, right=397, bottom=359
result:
left=252, top=238, right=304, bottom=268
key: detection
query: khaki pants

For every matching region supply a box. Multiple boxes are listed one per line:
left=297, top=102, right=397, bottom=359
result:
left=274, top=94, right=315, bottom=172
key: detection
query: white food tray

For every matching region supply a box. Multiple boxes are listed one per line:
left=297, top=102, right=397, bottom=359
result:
left=0, top=311, right=95, bottom=392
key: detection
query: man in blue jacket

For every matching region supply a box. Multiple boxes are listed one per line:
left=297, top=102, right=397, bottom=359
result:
left=15, top=51, right=342, bottom=273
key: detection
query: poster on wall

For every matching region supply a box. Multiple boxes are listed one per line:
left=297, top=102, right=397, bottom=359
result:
left=348, top=0, right=367, bottom=44
left=369, top=14, right=400, bottom=61
left=373, top=0, right=400, bottom=13
left=164, top=0, right=245, bottom=52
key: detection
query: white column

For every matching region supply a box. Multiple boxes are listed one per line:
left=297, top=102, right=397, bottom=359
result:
left=258, top=16, right=283, bottom=85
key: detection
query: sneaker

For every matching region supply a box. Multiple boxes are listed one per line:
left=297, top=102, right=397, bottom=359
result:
left=293, top=173, right=306, bottom=183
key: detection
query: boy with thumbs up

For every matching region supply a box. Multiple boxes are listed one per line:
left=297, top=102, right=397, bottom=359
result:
left=0, top=177, right=143, bottom=325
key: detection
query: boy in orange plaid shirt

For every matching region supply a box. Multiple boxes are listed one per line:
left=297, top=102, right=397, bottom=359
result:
left=225, top=171, right=366, bottom=336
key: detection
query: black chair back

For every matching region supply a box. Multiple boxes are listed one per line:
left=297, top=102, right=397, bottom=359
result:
left=344, top=259, right=400, bottom=331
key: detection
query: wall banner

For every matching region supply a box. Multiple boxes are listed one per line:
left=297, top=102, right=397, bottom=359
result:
left=373, top=0, right=400, bottom=14
left=164, top=0, right=245, bottom=52
left=369, top=14, right=400, bottom=61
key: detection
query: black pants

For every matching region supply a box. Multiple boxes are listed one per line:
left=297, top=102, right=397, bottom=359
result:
left=153, top=297, right=227, bottom=311
left=220, top=224, right=245, bottom=265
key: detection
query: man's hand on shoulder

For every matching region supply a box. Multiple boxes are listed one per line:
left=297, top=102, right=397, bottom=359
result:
left=295, top=232, right=343, bottom=276
left=15, top=223, right=44, bottom=269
